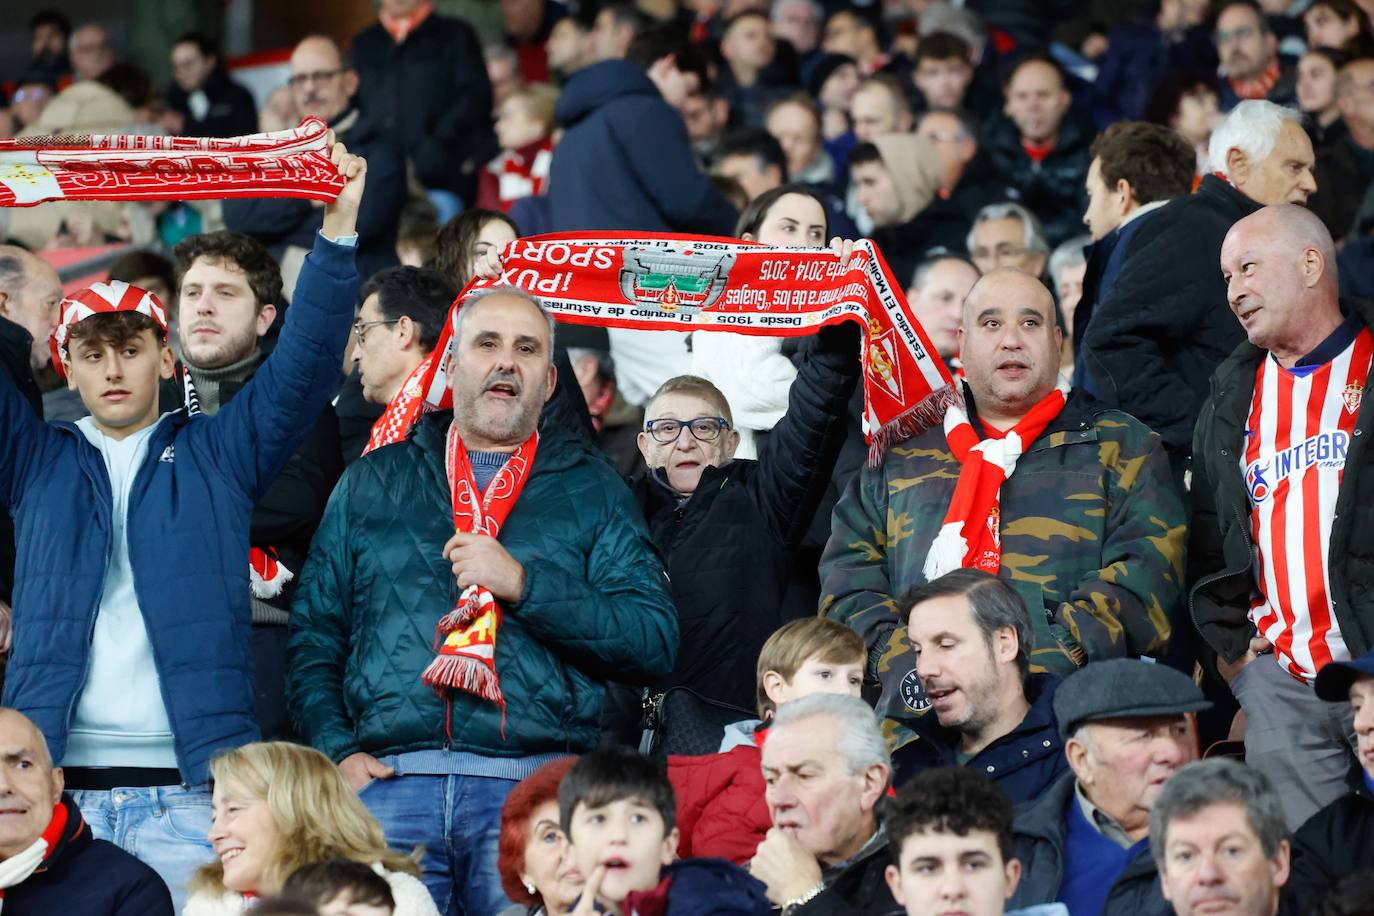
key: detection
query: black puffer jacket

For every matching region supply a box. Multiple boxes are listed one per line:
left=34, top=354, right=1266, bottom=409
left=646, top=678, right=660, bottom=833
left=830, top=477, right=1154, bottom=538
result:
left=1287, top=779, right=1374, bottom=912
left=982, top=108, right=1094, bottom=248
left=1079, top=175, right=1259, bottom=471
left=0, top=316, right=41, bottom=605
left=630, top=324, right=859, bottom=708
left=1008, top=773, right=1170, bottom=916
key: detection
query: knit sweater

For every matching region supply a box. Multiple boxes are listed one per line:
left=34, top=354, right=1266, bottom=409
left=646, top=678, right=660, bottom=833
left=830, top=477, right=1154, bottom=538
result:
left=182, top=865, right=438, bottom=916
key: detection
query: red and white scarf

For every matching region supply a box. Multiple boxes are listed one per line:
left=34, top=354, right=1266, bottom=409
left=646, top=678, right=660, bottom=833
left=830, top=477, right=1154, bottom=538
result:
left=923, top=381, right=1069, bottom=579
left=0, top=803, right=67, bottom=909
left=421, top=425, right=539, bottom=724
left=481, top=138, right=553, bottom=213
left=0, top=117, right=343, bottom=208
left=362, top=352, right=436, bottom=456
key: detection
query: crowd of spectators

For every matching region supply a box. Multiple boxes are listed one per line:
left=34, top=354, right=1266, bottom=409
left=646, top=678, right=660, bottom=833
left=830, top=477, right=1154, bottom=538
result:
left=5, top=0, right=1374, bottom=913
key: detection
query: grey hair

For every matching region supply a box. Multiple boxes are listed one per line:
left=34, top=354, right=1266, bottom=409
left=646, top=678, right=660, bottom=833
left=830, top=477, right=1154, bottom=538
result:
left=1048, top=235, right=1091, bottom=286
left=771, top=0, right=824, bottom=26
left=967, top=202, right=1050, bottom=258
left=0, top=249, right=27, bottom=296
left=909, top=254, right=978, bottom=293
left=898, top=568, right=1035, bottom=682
left=452, top=285, right=557, bottom=355
left=772, top=693, right=891, bottom=777
left=1207, top=100, right=1301, bottom=177
left=1149, top=759, right=1289, bottom=870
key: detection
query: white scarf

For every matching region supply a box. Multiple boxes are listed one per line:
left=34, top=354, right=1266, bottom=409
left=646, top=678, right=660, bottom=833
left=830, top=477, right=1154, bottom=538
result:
left=0, top=835, right=52, bottom=909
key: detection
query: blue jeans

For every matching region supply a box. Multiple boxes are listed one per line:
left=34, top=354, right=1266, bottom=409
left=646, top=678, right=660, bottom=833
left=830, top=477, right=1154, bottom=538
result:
left=361, top=772, right=516, bottom=915
left=69, top=785, right=215, bottom=913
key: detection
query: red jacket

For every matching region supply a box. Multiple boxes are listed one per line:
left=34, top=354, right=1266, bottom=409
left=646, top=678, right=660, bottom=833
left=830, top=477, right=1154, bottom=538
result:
left=668, top=743, right=771, bottom=865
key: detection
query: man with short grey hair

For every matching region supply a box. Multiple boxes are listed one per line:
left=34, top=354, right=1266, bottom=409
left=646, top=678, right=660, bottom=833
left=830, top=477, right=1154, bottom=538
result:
left=1008, top=659, right=1210, bottom=916
left=889, top=569, right=1067, bottom=803
left=288, top=286, right=678, bottom=913
left=1151, top=759, right=1291, bottom=916
left=751, top=693, right=902, bottom=915
left=967, top=203, right=1050, bottom=277
left=1077, top=99, right=1316, bottom=478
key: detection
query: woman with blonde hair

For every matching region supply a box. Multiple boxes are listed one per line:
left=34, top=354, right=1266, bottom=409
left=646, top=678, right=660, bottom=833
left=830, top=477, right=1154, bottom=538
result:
left=182, top=742, right=439, bottom=916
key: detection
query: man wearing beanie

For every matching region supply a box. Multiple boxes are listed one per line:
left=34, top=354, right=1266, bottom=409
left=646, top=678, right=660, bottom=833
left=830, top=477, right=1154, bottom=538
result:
left=1007, top=659, right=1210, bottom=916
left=847, top=133, right=943, bottom=282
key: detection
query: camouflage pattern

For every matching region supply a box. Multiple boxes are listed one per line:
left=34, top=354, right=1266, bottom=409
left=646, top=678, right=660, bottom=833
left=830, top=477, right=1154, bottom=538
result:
left=820, top=395, right=1187, bottom=732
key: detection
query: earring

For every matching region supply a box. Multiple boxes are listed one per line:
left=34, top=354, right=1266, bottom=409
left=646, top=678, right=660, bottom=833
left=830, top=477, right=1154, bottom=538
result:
left=524, top=880, right=537, bottom=895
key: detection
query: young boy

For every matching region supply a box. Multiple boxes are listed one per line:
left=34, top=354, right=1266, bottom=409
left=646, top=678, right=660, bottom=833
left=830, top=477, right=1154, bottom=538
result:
left=884, top=767, right=1067, bottom=916
left=0, top=140, right=365, bottom=909
left=669, top=617, right=867, bottom=864
left=281, top=859, right=396, bottom=916
left=559, top=746, right=771, bottom=915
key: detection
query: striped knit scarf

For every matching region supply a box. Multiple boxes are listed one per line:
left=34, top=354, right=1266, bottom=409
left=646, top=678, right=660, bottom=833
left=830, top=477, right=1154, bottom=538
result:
left=923, top=380, right=1069, bottom=579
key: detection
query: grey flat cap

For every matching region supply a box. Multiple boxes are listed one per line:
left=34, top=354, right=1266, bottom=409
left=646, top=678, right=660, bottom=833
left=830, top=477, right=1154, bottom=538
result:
left=1053, top=659, right=1212, bottom=739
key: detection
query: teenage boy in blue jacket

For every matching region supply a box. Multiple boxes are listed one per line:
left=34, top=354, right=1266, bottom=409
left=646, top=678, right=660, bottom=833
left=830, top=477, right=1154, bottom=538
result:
left=0, top=138, right=366, bottom=908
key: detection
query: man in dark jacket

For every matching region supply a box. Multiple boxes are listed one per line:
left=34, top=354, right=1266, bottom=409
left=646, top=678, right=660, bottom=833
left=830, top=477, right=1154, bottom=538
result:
left=889, top=570, right=1067, bottom=804
left=1189, top=206, right=1371, bottom=830
left=0, top=708, right=173, bottom=915
left=1008, top=660, right=1208, bottom=916
left=287, top=287, right=678, bottom=915
left=223, top=36, right=406, bottom=284
left=165, top=32, right=257, bottom=138
left=1078, top=100, right=1316, bottom=476
left=983, top=55, right=1094, bottom=248
left=630, top=321, right=859, bottom=710
left=163, top=230, right=343, bottom=742
left=350, top=0, right=494, bottom=209
left=751, top=694, right=902, bottom=915
left=1310, top=59, right=1374, bottom=244
left=0, top=143, right=364, bottom=910
left=1215, top=1, right=1298, bottom=112
left=1286, top=648, right=1374, bottom=911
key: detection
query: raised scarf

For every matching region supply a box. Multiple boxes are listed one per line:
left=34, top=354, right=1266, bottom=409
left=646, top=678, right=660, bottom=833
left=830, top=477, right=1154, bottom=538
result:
left=421, top=425, right=538, bottom=725
left=420, top=233, right=955, bottom=462
left=923, top=381, right=1069, bottom=579
left=0, top=117, right=343, bottom=208
left=362, top=352, right=436, bottom=456
left=0, top=802, right=68, bottom=908
left=381, top=0, right=434, bottom=42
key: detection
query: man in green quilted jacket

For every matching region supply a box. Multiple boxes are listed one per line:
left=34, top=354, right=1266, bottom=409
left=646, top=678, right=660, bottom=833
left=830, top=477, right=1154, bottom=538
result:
left=286, top=287, right=678, bottom=914
left=819, top=269, right=1186, bottom=738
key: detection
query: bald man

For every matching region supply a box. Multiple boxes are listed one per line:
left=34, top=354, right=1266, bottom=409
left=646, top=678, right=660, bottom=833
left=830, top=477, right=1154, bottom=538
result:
left=0, top=709, right=172, bottom=913
left=1190, top=204, right=1374, bottom=830
left=823, top=269, right=1185, bottom=731
left=221, top=35, right=406, bottom=282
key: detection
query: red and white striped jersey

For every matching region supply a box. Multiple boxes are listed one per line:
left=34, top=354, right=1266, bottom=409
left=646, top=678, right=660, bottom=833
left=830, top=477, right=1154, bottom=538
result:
left=1243, top=326, right=1373, bottom=681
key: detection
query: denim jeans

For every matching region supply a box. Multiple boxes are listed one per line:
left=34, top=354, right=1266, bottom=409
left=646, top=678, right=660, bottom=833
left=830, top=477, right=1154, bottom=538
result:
left=69, top=784, right=215, bottom=913
left=361, top=772, right=516, bottom=916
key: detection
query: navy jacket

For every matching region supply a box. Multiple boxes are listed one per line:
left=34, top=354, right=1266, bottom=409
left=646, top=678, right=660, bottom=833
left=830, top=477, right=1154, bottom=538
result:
left=0, top=236, right=357, bottom=784
left=890, top=674, right=1067, bottom=804
left=550, top=60, right=737, bottom=235
left=4, top=795, right=173, bottom=915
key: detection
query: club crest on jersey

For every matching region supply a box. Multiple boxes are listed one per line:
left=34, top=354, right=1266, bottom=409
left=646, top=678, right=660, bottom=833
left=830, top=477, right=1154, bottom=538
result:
left=1342, top=383, right=1365, bottom=415
left=1245, top=430, right=1350, bottom=505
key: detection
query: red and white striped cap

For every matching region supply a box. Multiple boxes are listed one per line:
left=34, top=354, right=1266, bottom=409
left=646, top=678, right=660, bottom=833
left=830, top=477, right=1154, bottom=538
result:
left=49, top=281, right=169, bottom=379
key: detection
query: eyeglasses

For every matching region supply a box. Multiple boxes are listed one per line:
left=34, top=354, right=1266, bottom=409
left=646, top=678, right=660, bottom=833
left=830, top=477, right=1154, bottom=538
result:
left=1215, top=24, right=1259, bottom=45
left=352, top=318, right=399, bottom=347
left=644, top=416, right=731, bottom=443
left=971, top=244, right=1028, bottom=263
left=288, top=68, right=346, bottom=88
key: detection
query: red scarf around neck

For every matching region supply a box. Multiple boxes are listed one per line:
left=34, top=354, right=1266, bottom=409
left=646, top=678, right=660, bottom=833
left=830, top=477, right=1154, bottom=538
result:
left=0, top=802, right=67, bottom=904
left=421, top=425, right=539, bottom=727
left=362, top=352, right=436, bottom=456
left=923, top=381, right=1069, bottom=578
left=1230, top=58, right=1281, bottom=101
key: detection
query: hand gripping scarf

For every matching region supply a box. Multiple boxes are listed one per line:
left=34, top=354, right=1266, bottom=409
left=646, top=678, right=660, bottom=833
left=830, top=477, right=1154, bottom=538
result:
left=923, top=379, right=1070, bottom=579
left=0, top=803, right=67, bottom=909
left=416, top=233, right=956, bottom=462
left=0, top=117, right=343, bottom=208
left=421, top=424, right=539, bottom=728
left=362, top=352, right=437, bottom=456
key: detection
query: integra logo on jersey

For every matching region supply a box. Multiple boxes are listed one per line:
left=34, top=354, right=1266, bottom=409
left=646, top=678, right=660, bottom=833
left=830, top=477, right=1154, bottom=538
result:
left=1246, top=430, right=1350, bottom=505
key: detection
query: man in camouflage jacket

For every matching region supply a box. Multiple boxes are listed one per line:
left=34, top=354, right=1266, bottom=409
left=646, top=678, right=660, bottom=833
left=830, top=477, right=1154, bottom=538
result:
left=820, top=269, right=1187, bottom=726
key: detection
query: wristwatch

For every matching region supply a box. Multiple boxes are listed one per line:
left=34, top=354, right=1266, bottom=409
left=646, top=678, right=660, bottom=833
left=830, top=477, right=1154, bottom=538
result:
left=782, top=882, right=825, bottom=914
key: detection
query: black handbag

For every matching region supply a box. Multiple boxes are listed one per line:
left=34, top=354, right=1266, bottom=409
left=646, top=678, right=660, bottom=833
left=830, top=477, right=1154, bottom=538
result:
left=638, top=687, right=756, bottom=759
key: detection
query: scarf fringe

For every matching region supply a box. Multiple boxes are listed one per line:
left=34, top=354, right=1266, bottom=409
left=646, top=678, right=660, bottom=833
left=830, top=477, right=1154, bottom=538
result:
left=421, top=654, right=502, bottom=701
left=867, top=382, right=959, bottom=466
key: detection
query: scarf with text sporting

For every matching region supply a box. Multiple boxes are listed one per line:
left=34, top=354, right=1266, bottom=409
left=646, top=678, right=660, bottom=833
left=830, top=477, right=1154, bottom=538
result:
left=362, top=352, right=436, bottom=456
left=923, top=380, right=1070, bottom=580
left=0, top=117, right=343, bottom=208
left=419, top=233, right=955, bottom=461
left=421, top=424, right=538, bottom=725
left=0, top=802, right=67, bottom=908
